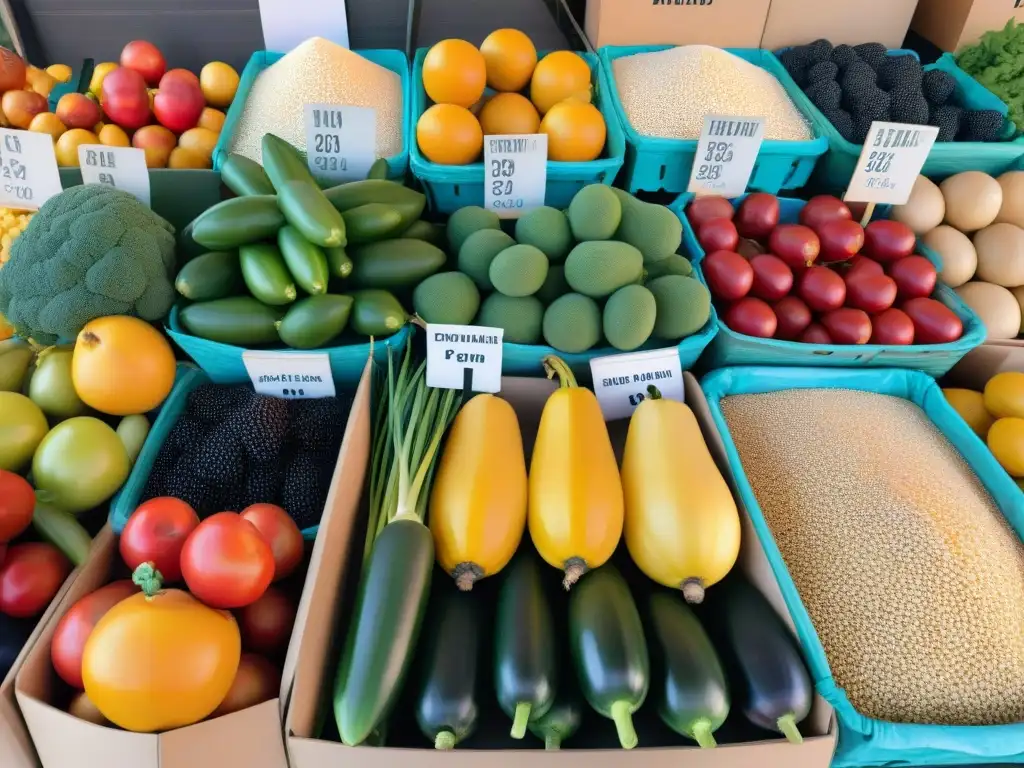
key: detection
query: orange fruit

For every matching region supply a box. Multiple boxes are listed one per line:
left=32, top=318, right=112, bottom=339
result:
left=540, top=101, right=606, bottom=162
left=530, top=51, right=592, bottom=115
left=480, top=28, right=537, bottom=92
left=199, top=62, right=239, bottom=108
left=28, top=112, right=66, bottom=141
left=98, top=124, right=130, bottom=147
left=478, top=92, right=540, bottom=135
left=55, top=129, right=99, bottom=167
left=46, top=64, right=72, bottom=83
left=168, top=147, right=210, bottom=169
left=417, top=104, right=483, bottom=165
left=422, top=39, right=487, bottom=108
left=198, top=107, right=226, bottom=134
left=177, top=126, right=219, bottom=162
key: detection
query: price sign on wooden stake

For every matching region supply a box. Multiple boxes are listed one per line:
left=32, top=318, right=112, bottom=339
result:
left=845, top=121, right=939, bottom=207
left=688, top=115, right=765, bottom=198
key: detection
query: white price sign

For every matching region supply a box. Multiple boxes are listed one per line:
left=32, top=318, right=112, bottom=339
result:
left=258, top=0, right=349, bottom=52
left=242, top=351, right=336, bottom=399
left=426, top=323, right=504, bottom=394
left=589, top=348, right=684, bottom=422
left=845, top=121, right=939, bottom=205
left=0, top=129, right=62, bottom=210
left=79, top=145, right=150, bottom=207
left=303, top=104, right=376, bottom=184
left=484, top=134, right=547, bottom=219
left=688, top=115, right=765, bottom=198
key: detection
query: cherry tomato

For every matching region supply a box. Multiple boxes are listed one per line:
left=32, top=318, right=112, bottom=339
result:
left=211, top=654, right=280, bottom=718
left=871, top=308, right=915, bottom=345
left=237, top=585, right=297, bottom=656
left=902, top=298, right=963, bottom=344
left=120, top=497, right=199, bottom=583
left=240, top=504, right=304, bottom=581
left=181, top=512, right=274, bottom=609
left=0, top=470, right=34, bottom=543
left=51, top=580, right=138, bottom=688
left=0, top=542, right=71, bottom=618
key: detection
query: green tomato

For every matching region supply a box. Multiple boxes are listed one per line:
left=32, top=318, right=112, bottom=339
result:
left=0, top=391, right=48, bottom=472
left=32, top=416, right=131, bottom=514
left=29, top=346, right=87, bottom=421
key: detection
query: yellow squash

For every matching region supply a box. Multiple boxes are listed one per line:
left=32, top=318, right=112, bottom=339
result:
left=529, top=356, right=623, bottom=589
left=622, top=390, right=740, bottom=603
left=429, top=393, right=528, bottom=590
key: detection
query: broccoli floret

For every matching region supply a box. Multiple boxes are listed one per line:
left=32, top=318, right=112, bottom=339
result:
left=0, top=185, right=176, bottom=344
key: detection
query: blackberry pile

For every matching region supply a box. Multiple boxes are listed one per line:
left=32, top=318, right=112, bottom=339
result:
left=143, top=384, right=353, bottom=529
left=778, top=39, right=1006, bottom=144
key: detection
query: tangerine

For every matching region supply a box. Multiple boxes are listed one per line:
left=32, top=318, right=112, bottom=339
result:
left=200, top=62, right=239, bottom=108
left=422, top=39, right=487, bottom=108
left=540, top=101, right=606, bottom=162
left=478, top=92, right=540, bottom=135
left=530, top=51, right=592, bottom=115
left=480, top=28, right=537, bottom=92
left=417, top=104, right=483, bottom=165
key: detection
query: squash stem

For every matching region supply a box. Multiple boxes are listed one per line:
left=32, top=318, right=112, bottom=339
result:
left=681, top=577, right=705, bottom=604
left=562, top=557, right=588, bottom=591
left=610, top=700, right=638, bottom=749
left=434, top=730, right=456, bottom=750
left=544, top=734, right=561, bottom=750
left=132, top=562, right=163, bottom=599
left=510, top=702, right=531, bottom=739
left=647, top=384, right=662, bottom=400
left=542, top=355, right=577, bottom=389
left=777, top=713, right=803, bottom=744
left=691, top=718, right=717, bottom=749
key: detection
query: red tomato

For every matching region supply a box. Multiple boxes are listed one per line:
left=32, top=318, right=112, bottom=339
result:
left=703, top=250, right=753, bottom=301
left=749, top=254, right=793, bottom=302
left=211, top=654, right=280, bottom=718
left=240, top=504, right=304, bottom=581
left=844, top=272, right=897, bottom=313
left=698, top=218, right=739, bottom=253
left=724, top=297, right=777, bottom=338
left=799, top=266, right=846, bottom=312
left=685, top=196, right=734, bottom=229
left=181, top=512, right=275, bottom=609
left=237, top=585, right=297, bottom=655
left=0, top=470, right=34, bottom=543
left=902, top=298, right=963, bottom=344
left=773, top=296, right=812, bottom=340
left=768, top=224, right=820, bottom=271
left=871, top=308, right=915, bottom=345
left=0, top=543, right=71, bottom=618
left=799, top=322, right=833, bottom=344
left=0, top=543, right=6, bottom=568
left=846, top=254, right=884, bottom=279
left=51, top=580, right=137, bottom=688
left=822, top=308, right=872, bottom=344
left=863, top=220, right=915, bottom=262
left=735, top=193, right=780, bottom=239
left=799, top=195, right=851, bottom=232
left=119, top=497, right=199, bottom=583
left=888, top=255, right=937, bottom=300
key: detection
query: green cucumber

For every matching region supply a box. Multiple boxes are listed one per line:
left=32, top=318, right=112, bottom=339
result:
left=262, top=133, right=318, bottom=190
left=416, top=586, right=481, bottom=749
left=240, top=243, right=297, bottom=305
left=350, top=290, right=408, bottom=337
left=277, top=294, right=353, bottom=349
left=494, top=550, right=557, bottom=739
left=174, top=250, right=242, bottom=301
left=116, top=415, right=150, bottom=465
left=278, top=225, right=330, bottom=295
left=569, top=563, right=649, bottom=749
left=350, top=239, right=446, bottom=290
left=400, top=219, right=445, bottom=246
left=323, top=179, right=426, bottom=228
left=190, top=195, right=285, bottom=250
left=333, top=517, right=434, bottom=746
left=278, top=180, right=346, bottom=248
left=325, top=246, right=353, bottom=279
left=366, top=158, right=388, bottom=180
left=342, top=203, right=405, bottom=244
left=528, top=691, right=583, bottom=750
left=647, top=591, right=728, bottom=748
left=221, top=153, right=274, bottom=196
left=32, top=501, right=91, bottom=566
left=179, top=296, right=284, bottom=346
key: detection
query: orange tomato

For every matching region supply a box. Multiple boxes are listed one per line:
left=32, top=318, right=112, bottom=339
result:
left=72, top=315, right=176, bottom=416
left=416, top=104, right=483, bottom=165
left=480, top=29, right=537, bottom=92
left=540, top=100, right=606, bottom=162
left=82, top=564, right=241, bottom=732
left=478, top=92, right=540, bottom=136
left=422, top=39, right=486, bottom=108
left=530, top=51, right=592, bottom=115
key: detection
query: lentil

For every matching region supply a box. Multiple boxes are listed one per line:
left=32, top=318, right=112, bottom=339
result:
left=721, top=388, right=1024, bottom=725
left=229, top=37, right=403, bottom=165
left=612, top=45, right=811, bottom=141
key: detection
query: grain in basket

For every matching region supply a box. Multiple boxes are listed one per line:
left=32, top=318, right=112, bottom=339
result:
left=721, top=388, right=1024, bottom=725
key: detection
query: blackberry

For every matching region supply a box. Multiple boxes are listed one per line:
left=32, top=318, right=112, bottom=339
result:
left=804, top=38, right=833, bottom=65
left=960, top=109, right=1005, bottom=142
left=289, top=396, right=352, bottom=454
left=242, top=464, right=283, bottom=508
left=829, top=44, right=858, bottom=71
left=847, top=87, right=890, bottom=121
left=142, top=447, right=178, bottom=499
left=231, top=394, right=291, bottom=463
left=852, top=114, right=876, bottom=145
left=853, top=42, right=887, bottom=72
left=922, top=69, right=956, bottom=107
left=163, top=459, right=217, bottom=516
left=840, top=60, right=877, bottom=96
left=778, top=48, right=809, bottom=86
left=878, top=55, right=923, bottom=91
left=806, top=79, right=842, bottom=112
left=191, top=423, right=247, bottom=489
left=822, top=108, right=856, bottom=143
left=929, top=104, right=962, bottom=142
left=281, top=451, right=327, bottom=530
left=187, top=383, right=250, bottom=423
left=890, top=86, right=929, bottom=125
left=162, top=415, right=210, bottom=456
left=806, top=60, right=838, bottom=84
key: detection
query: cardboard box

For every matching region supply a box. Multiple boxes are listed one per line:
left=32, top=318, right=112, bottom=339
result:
left=583, top=0, right=769, bottom=51
left=761, top=0, right=918, bottom=50
left=284, top=373, right=837, bottom=767
left=946, top=340, right=1024, bottom=389
left=13, top=360, right=374, bottom=768
left=912, top=0, right=1024, bottom=53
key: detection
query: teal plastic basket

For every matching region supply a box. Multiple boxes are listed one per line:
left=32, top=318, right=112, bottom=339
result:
left=409, top=49, right=626, bottom=214
left=673, top=193, right=985, bottom=376
left=702, top=365, right=1024, bottom=768
left=166, top=304, right=409, bottom=386
left=598, top=46, right=828, bottom=195
left=774, top=48, right=1024, bottom=191
left=211, top=49, right=411, bottom=180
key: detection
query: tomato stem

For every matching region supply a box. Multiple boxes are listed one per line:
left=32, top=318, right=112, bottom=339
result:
left=132, top=562, right=163, bottom=598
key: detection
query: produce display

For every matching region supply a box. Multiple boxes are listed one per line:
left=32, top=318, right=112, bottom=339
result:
left=944, top=371, right=1024, bottom=486
left=957, top=20, right=1024, bottom=134
left=687, top=192, right=962, bottom=345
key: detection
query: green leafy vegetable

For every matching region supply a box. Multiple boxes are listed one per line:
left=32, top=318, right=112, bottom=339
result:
left=957, top=19, right=1024, bottom=133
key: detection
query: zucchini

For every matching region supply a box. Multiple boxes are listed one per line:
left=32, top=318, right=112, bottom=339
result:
left=32, top=501, right=91, bottom=566
left=189, top=195, right=285, bottom=250
left=325, top=246, right=353, bottom=279
left=569, top=563, right=649, bottom=749
left=350, top=239, right=446, bottom=290
left=416, top=585, right=482, bottom=749
left=400, top=220, right=445, bottom=247
left=350, top=290, right=408, bottom=337
left=528, top=691, right=582, bottom=750
left=717, top=576, right=812, bottom=744
left=277, top=180, right=346, bottom=248
left=179, top=297, right=284, bottom=346
left=494, top=550, right=556, bottom=738
left=342, top=203, right=405, bottom=244
left=323, top=179, right=426, bottom=228
left=240, top=243, right=297, bottom=306
left=647, top=591, right=728, bottom=747
left=221, top=153, right=274, bottom=196
left=174, top=251, right=242, bottom=301
left=278, top=225, right=330, bottom=295
left=333, top=517, right=434, bottom=746
left=277, top=294, right=353, bottom=349
left=262, top=132, right=318, bottom=190
left=116, top=414, right=150, bottom=464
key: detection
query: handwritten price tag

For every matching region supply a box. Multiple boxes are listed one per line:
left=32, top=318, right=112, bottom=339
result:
left=303, top=104, right=376, bottom=185
left=845, top=121, right=939, bottom=205
left=688, top=115, right=765, bottom=198
left=484, top=134, right=547, bottom=219
left=0, top=129, right=62, bottom=210
left=242, top=351, right=336, bottom=399
left=589, top=348, right=684, bottom=422
left=426, top=323, right=504, bottom=394
left=79, top=145, right=150, bottom=207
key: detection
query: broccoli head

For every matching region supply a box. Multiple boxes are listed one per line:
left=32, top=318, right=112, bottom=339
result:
left=0, top=185, right=176, bottom=344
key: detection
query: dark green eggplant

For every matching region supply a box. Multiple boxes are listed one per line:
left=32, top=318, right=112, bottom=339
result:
left=416, top=585, right=481, bottom=749
left=718, top=576, right=812, bottom=744
left=528, top=690, right=583, bottom=750
left=569, top=563, right=649, bottom=749
left=647, top=591, right=729, bottom=747
left=494, top=549, right=557, bottom=739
